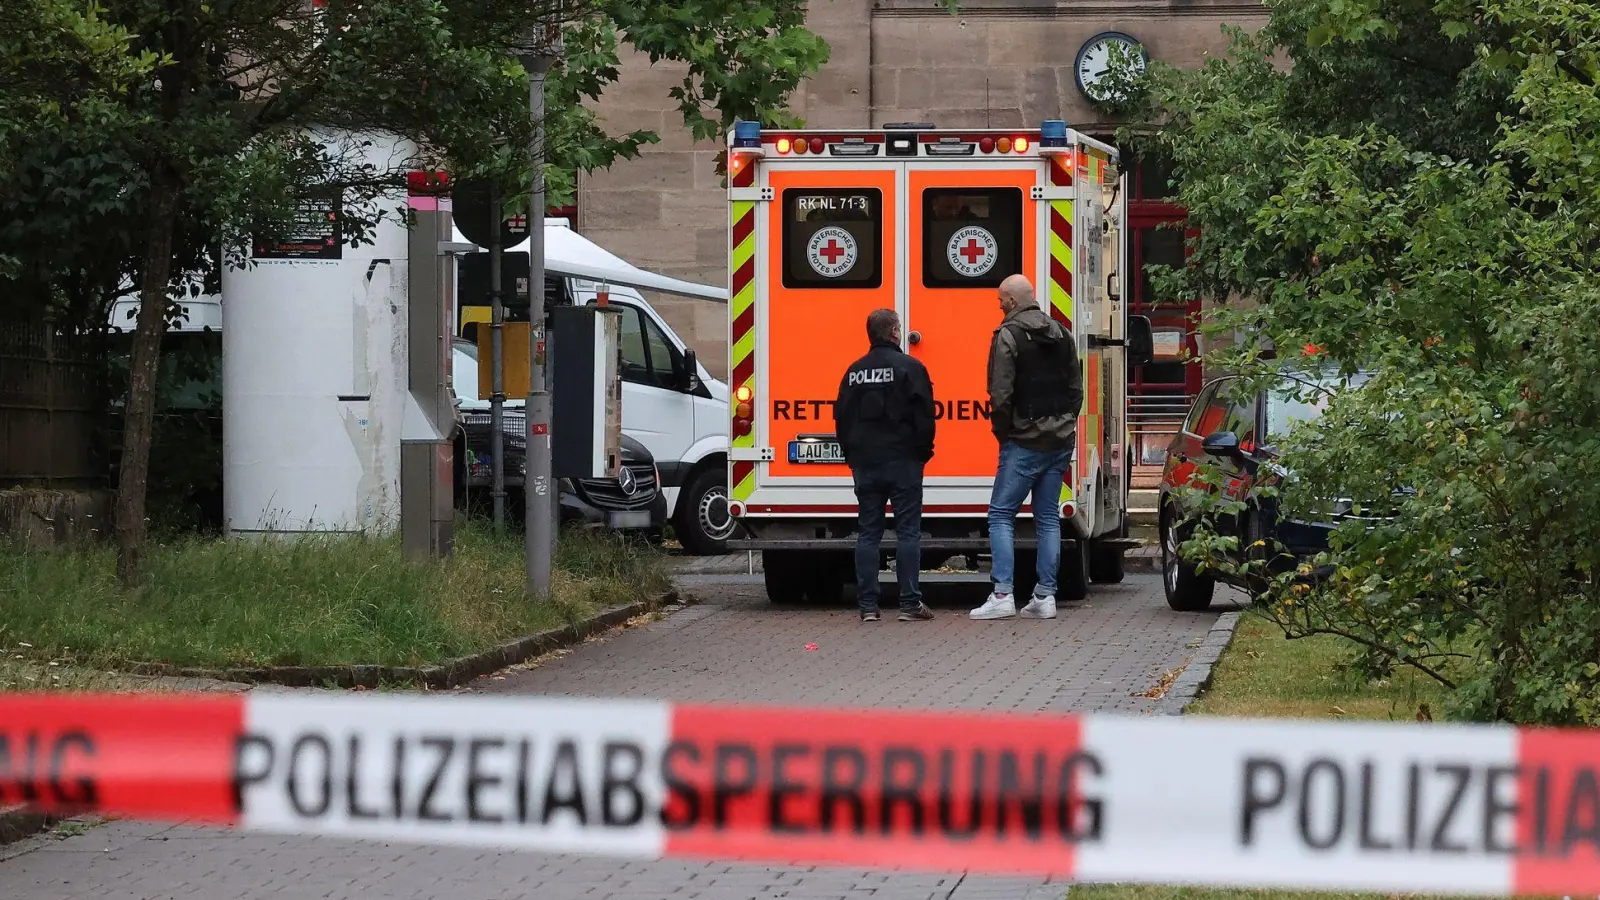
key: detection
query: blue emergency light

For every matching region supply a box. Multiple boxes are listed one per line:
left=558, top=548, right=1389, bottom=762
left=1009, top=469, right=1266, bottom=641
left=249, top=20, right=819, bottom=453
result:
left=732, top=120, right=762, bottom=149
left=1040, top=119, right=1069, bottom=148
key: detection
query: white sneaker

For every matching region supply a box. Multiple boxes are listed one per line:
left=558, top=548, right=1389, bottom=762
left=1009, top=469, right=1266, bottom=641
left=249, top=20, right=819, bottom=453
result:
left=970, top=593, right=1018, bottom=620
left=1019, top=595, right=1057, bottom=619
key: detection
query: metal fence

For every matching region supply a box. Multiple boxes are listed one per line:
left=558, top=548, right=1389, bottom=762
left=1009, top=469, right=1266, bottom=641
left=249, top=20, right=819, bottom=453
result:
left=0, top=320, right=103, bottom=486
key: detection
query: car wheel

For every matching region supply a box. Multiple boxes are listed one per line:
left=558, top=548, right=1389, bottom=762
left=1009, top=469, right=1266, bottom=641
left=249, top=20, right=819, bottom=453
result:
left=1060, top=537, right=1091, bottom=602
left=1162, top=508, right=1215, bottom=612
left=675, top=468, right=739, bottom=556
left=762, top=550, right=807, bottom=604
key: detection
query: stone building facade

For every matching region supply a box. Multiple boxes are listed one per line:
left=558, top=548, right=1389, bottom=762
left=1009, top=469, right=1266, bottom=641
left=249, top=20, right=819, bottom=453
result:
left=574, top=0, right=1267, bottom=480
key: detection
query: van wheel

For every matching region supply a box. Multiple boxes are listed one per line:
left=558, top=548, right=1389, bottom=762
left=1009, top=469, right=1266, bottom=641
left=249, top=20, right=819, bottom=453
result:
left=763, top=551, right=806, bottom=604
left=1012, top=549, right=1039, bottom=601
left=675, top=468, right=738, bottom=556
left=1162, top=508, right=1215, bottom=611
left=805, top=554, right=849, bottom=605
left=1089, top=541, right=1126, bottom=583
left=1060, top=537, right=1091, bottom=602
left=1090, top=521, right=1128, bottom=584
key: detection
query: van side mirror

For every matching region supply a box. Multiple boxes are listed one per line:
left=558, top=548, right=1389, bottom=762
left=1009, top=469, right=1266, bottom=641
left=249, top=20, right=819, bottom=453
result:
left=1127, top=315, right=1154, bottom=366
left=677, top=348, right=702, bottom=393
left=1202, top=430, right=1243, bottom=459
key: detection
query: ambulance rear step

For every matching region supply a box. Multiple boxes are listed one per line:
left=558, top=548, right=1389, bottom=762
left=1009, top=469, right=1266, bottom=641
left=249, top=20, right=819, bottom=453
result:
left=729, top=537, right=1067, bottom=552
left=730, top=516, right=1065, bottom=553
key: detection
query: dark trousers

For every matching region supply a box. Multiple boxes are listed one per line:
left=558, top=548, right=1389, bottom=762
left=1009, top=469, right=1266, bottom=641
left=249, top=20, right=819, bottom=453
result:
left=851, top=459, right=925, bottom=613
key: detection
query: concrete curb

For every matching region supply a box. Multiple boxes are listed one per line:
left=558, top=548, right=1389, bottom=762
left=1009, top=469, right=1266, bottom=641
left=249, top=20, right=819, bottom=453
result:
left=117, top=589, right=683, bottom=691
left=0, top=806, right=54, bottom=846
left=1124, top=550, right=1159, bottom=574
left=1153, top=609, right=1242, bottom=716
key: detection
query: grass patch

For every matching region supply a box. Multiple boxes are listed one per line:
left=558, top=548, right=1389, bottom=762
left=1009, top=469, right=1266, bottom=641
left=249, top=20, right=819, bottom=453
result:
left=1070, top=614, right=1457, bottom=900
left=1187, top=614, right=1450, bottom=722
left=0, top=523, right=669, bottom=669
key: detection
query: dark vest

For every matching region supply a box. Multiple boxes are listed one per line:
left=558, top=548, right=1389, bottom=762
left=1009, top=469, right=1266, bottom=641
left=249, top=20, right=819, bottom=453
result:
left=1008, top=324, right=1080, bottom=419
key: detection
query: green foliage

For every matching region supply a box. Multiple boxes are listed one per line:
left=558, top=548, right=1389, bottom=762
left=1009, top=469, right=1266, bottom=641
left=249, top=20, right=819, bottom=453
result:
left=1136, top=0, right=1600, bottom=725
left=2, top=0, right=834, bottom=310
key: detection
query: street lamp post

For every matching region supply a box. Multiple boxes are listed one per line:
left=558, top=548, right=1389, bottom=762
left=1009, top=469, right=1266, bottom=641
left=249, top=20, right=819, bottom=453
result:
left=488, top=182, right=507, bottom=530
left=520, top=51, right=555, bottom=598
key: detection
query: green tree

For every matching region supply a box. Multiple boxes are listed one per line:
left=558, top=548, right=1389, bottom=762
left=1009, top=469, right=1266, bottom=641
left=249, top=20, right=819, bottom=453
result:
left=6, top=0, right=831, bottom=584
left=0, top=0, right=157, bottom=299
left=1137, top=0, right=1600, bottom=724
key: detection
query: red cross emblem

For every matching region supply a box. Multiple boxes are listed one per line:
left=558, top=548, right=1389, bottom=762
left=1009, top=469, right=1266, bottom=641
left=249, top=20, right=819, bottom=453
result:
left=819, top=239, right=846, bottom=265
left=509, top=214, right=528, bottom=229
left=959, top=238, right=986, bottom=265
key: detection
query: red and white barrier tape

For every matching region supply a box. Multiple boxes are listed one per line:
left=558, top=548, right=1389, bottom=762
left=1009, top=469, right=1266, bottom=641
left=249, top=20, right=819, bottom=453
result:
left=1, top=693, right=1597, bottom=894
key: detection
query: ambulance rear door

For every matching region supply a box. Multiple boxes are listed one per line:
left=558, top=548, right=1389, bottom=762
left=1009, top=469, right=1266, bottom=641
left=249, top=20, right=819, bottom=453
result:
left=748, top=159, right=898, bottom=513
left=905, top=155, right=1042, bottom=514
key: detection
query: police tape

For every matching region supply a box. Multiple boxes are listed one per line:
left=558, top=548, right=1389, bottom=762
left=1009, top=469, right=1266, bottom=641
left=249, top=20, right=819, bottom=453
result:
left=1, top=692, right=1597, bottom=895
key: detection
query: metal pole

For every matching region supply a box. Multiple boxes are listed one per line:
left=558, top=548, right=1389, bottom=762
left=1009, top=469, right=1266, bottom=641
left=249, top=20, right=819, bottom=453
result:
left=523, top=54, right=554, bottom=598
left=488, top=183, right=506, bottom=530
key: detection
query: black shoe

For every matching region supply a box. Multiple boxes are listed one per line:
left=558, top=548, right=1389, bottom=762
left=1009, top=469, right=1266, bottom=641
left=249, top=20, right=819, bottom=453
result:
left=860, top=611, right=881, bottom=622
left=898, top=603, right=934, bottom=621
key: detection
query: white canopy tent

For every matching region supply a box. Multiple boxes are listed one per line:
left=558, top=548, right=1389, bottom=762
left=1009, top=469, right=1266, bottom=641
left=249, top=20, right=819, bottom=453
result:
left=450, top=220, right=728, bottom=303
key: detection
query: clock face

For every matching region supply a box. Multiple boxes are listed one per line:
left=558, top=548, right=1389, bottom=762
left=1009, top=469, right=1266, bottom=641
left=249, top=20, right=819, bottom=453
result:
left=1074, top=32, right=1147, bottom=103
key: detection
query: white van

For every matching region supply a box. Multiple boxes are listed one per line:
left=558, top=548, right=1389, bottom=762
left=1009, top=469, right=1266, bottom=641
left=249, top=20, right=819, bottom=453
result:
left=452, top=221, right=736, bottom=554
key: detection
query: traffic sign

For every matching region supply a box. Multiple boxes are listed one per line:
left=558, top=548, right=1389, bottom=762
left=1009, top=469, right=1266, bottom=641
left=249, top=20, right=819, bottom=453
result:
left=452, top=177, right=531, bottom=248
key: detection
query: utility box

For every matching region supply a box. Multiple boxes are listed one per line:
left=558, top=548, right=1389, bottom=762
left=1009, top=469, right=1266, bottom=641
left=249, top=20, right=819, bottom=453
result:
left=551, top=304, right=622, bottom=479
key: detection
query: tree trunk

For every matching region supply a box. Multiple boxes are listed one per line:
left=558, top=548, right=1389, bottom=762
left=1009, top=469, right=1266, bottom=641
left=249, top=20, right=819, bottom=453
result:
left=113, top=168, right=179, bottom=586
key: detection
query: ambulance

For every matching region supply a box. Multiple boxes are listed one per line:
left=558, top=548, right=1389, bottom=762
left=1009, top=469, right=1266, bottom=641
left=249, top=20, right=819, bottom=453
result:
left=721, top=119, right=1154, bottom=604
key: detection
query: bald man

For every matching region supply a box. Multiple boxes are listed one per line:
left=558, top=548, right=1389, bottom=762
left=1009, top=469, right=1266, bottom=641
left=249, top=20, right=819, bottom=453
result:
left=970, top=274, right=1083, bottom=621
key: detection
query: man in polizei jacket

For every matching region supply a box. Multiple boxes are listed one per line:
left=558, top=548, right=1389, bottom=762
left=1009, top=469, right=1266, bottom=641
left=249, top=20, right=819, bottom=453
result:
left=970, top=274, right=1083, bottom=622
left=833, top=308, right=937, bottom=624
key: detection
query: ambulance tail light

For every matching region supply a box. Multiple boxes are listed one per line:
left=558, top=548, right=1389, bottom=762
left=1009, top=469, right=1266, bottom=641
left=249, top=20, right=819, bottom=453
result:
left=1038, top=119, right=1070, bottom=156
left=728, top=500, right=746, bottom=519
left=1013, top=136, right=1030, bottom=153
left=997, top=137, right=1012, bottom=153
left=792, top=138, right=808, bottom=155
left=1061, top=501, right=1077, bottom=519
left=808, top=137, right=825, bottom=154
left=776, top=138, right=792, bottom=154
left=733, top=385, right=755, bottom=436
left=979, top=137, right=996, bottom=154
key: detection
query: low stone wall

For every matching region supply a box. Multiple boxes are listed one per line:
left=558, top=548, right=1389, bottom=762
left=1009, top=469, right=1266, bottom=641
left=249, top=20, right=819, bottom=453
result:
left=0, top=488, right=111, bottom=548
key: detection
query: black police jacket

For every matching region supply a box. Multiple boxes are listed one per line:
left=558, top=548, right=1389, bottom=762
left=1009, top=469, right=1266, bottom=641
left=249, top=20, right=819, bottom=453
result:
left=832, top=340, right=936, bottom=468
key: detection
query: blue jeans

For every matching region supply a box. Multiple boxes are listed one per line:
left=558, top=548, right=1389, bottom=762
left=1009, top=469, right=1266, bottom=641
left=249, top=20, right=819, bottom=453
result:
left=988, top=442, right=1073, bottom=597
left=851, top=459, right=925, bottom=613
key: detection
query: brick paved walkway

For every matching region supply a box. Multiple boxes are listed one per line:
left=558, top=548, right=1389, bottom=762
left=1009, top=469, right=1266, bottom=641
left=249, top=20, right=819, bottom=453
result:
left=0, top=572, right=1237, bottom=900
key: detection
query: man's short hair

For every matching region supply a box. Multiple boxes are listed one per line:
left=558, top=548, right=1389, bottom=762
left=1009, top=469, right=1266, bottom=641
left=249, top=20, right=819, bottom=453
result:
left=866, top=308, right=899, bottom=344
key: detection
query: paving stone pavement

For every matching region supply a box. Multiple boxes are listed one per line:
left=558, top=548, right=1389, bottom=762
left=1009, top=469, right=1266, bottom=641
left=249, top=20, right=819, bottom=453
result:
left=0, top=572, right=1240, bottom=900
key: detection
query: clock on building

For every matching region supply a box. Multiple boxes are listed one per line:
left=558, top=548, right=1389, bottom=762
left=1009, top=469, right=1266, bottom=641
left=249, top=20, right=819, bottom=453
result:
left=1073, top=31, right=1149, bottom=105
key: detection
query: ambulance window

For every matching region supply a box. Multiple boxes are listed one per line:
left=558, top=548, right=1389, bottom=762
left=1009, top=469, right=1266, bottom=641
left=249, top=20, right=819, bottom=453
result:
left=921, top=188, right=1024, bottom=289
left=781, top=188, right=883, bottom=289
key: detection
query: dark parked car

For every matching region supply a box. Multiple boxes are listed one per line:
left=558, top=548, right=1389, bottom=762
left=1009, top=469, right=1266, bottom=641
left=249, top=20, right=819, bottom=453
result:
left=453, top=339, right=666, bottom=534
left=1158, top=368, right=1373, bottom=611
